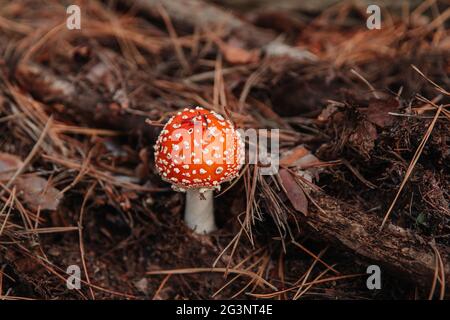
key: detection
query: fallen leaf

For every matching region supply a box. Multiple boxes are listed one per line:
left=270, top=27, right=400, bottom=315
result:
left=0, top=152, right=61, bottom=210
left=279, top=169, right=308, bottom=215
left=280, top=145, right=323, bottom=169
left=0, top=152, right=23, bottom=180
left=15, top=175, right=62, bottom=211
left=280, top=145, right=310, bottom=167
left=363, top=98, right=400, bottom=127
left=134, top=278, right=149, bottom=293
left=218, top=42, right=260, bottom=65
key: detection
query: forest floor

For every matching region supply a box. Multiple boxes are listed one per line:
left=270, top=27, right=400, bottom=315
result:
left=0, top=0, right=449, bottom=299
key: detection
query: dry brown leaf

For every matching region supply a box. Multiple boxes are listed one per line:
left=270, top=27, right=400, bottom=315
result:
left=1, top=152, right=61, bottom=210
left=15, top=175, right=62, bottom=211
left=281, top=145, right=323, bottom=170
left=0, top=152, right=23, bottom=180
left=279, top=169, right=308, bottom=215
left=280, top=145, right=310, bottom=167
left=219, top=42, right=260, bottom=65
left=317, top=105, right=338, bottom=122
left=363, top=98, right=400, bottom=127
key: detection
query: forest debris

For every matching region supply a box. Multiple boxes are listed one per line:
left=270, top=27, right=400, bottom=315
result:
left=120, top=0, right=276, bottom=47
left=0, top=152, right=23, bottom=180
left=134, top=277, right=149, bottom=293
left=348, top=120, right=377, bottom=157
left=217, top=40, right=260, bottom=65
left=278, top=169, right=308, bottom=215
left=362, top=98, right=400, bottom=127
left=15, top=174, right=61, bottom=211
left=120, top=0, right=314, bottom=60
left=15, top=62, right=77, bottom=102
left=280, top=146, right=323, bottom=183
left=280, top=145, right=311, bottom=167
left=1, top=0, right=449, bottom=300
left=0, top=152, right=61, bottom=210
left=252, top=10, right=304, bottom=34
left=317, top=104, right=339, bottom=123
left=380, top=105, right=444, bottom=229
left=15, top=62, right=157, bottom=138
left=342, top=160, right=376, bottom=189
left=264, top=40, right=317, bottom=61
left=307, top=193, right=450, bottom=288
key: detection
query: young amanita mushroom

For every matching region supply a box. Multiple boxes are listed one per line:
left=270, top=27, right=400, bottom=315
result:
left=153, top=107, right=243, bottom=234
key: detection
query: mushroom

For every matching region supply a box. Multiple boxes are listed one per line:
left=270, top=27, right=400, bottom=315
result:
left=153, top=107, right=244, bottom=234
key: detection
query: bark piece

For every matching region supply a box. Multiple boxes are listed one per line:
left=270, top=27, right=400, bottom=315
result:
left=306, top=193, right=450, bottom=288
left=14, top=62, right=159, bottom=139
left=120, top=0, right=276, bottom=47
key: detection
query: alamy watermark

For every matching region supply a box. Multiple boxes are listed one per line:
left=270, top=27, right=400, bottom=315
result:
left=66, top=5, right=81, bottom=30
left=366, top=5, right=381, bottom=30
left=163, top=120, right=279, bottom=176
left=66, top=264, right=81, bottom=290
left=366, top=265, right=381, bottom=290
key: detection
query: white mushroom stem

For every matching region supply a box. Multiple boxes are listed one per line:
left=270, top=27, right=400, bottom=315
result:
left=184, top=189, right=216, bottom=234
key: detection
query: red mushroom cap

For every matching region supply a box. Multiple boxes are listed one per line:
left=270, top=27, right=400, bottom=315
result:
left=154, top=107, right=243, bottom=191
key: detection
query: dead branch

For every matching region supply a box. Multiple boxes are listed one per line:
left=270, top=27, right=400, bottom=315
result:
left=306, top=193, right=450, bottom=288
left=118, top=0, right=276, bottom=47
left=14, top=62, right=159, bottom=139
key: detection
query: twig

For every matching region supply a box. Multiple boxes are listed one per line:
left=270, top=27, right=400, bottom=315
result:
left=147, top=267, right=278, bottom=291
left=78, top=182, right=98, bottom=300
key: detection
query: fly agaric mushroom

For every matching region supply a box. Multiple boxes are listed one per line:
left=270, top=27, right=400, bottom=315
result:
left=153, top=107, right=244, bottom=234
